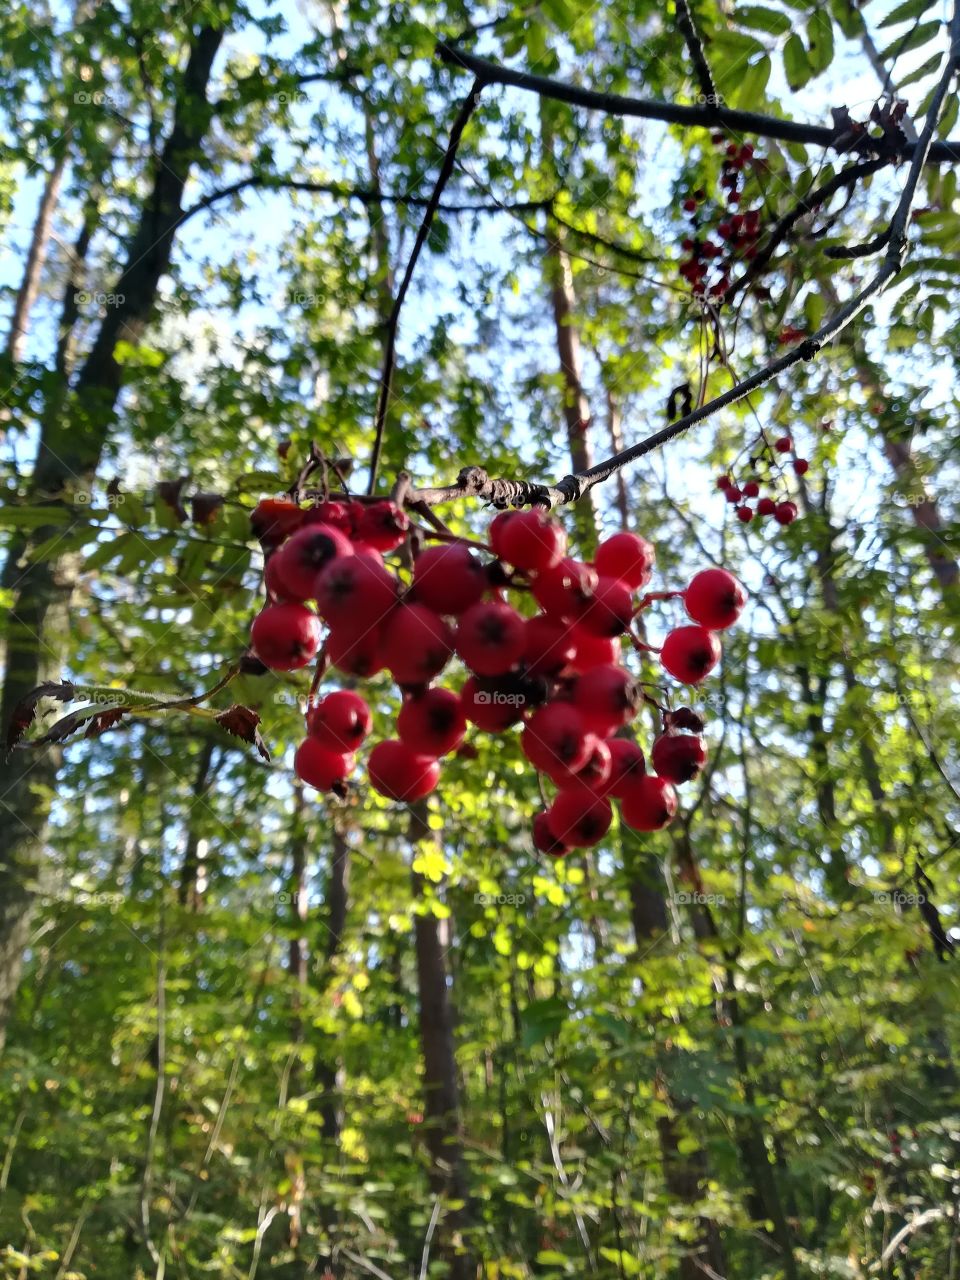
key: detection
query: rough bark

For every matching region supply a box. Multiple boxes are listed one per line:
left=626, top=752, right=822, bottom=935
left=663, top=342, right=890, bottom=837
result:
left=0, top=23, right=226, bottom=1053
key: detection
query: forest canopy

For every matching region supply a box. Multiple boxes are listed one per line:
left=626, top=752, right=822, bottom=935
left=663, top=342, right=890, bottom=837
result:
left=2, top=0, right=960, bottom=1277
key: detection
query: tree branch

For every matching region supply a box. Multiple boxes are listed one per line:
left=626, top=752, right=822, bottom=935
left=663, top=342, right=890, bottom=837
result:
left=436, top=40, right=960, bottom=162
left=675, top=0, right=718, bottom=105
left=366, top=78, right=485, bottom=495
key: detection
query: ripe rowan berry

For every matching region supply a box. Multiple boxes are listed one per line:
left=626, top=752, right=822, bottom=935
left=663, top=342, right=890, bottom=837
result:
left=533, top=811, right=570, bottom=856
left=577, top=575, right=635, bottom=637
left=546, top=788, right=612, bottom=848
left=384, top=605, right=454, bottom=685
left=368, top=740, right=440, bottom=801
left=250, top=603, right=322, bottom=670
left=523, top=614, right=575, bottom=677
left=568, top=626, right=620, bottom=673
left=774, top=436, right=792, bottom=453
left=455, top=600, right=526, bottom=676
left=531, top=558, right=598, bottom=620
left=736, top=505, right=753, bottom=522
left=264, top=553, right=296, bottom=602
left=685, top=568, right=746, bottom=630
left=743, top=480, right=760, bottom=498
left=620, top=774, right=679, bottom=831
left=757, top=497, right=776, bottom=517
left=606, top=738, right=646, bottom=798
left=652, top=732, right=707, bottom=783
left=354, top=500, right=409, bottom=552
left=572, top=664, right=640, bottom=736
left=273, top=523, right=353, bottom=600
left=522, top=702, right=592, bottom=776
left=498, top=508, right=566, bottom=574
left=775, top=501, right=798, bottom=525
left=660, top=625, right=722, bottom=684
left=461, top=674, right=528, bottom=730
left=316, top=553, right=397, bottom=629
left=250, top=498, right=304, bottom=547
left=304, top=500, right=353, bottom=533
left=397, top=687, right=466, bottom=757
left=307, top=690, right=372, bottom=752
left=412, top=543, right=487, bottom=614
left=594, top=532, right=656, bottom=589
left=294, top=738, right=354, bottom=791
left=793, top=458, right=809, bottom=476
left=326, top=622, right=387, bottom=677
left=489, top=510, right=516, bottom=558
left=725, top=485, right=742, bottom=503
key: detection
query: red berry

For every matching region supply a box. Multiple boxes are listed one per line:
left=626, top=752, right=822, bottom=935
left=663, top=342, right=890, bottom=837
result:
left=682, top=197, right=697, bottom=213
left=264, top=553, right=296, bottom=602
left=488, top=511, right=516, bottom=558
left=652, top=733, right=707, bottom=784
left=523, top=614, right=575, bottom=677
left=743, top=480, right=760, bottom=498
left=384, top=605, right=453, bottom=685
left=594, top=532, right=656, bottom=590
left=620, top=775, right=679, bottom=831
left=306, top=690, right=372, bottom=752
left=327, top=622, right=387, bottom=677
left=569, top=626, right=620, bottom=673
left=397, top=687, right=466, bottom=757
left=316, top=553, right=397, bottom=629
left=455, top=600, right=526, bottom=676
left=533, top=811, right=570, bottom=856
left=368, top=740, right=439, bottom=802
left=304, top=500, right=353, bottom=534
left=353, top=500, right=409, bottom=552
left=273, top=523, right=353, bottom=600
left=725, top=486, right=742, bottom=504
left=793, top=458, right=809, bottom=476
left=531, top=558, right=598, bottom=620
left=572, top=664, right=640, bottom=736
left=412, top=542, right=487, bottom=615
left=717, top=474, right=732, bottom=490
left=498, top=508, right=567, bottom=574
left=461, top=675, right=528, bottom=731
left=660, top=626, right=722, bottom=684
left=606, top=738, right=646, bottom=798
left=294, top=738, right=354, bottom=791
left=522, top=702, right=592, bottom=777
left=250, top=603, right=322, bottom=670
left=554, top=735, right=613, bottom=792
left=757, top=497, right=776, bottom=517
left=546, top=788, right=612, bottom=848
left=775, top=501, right=798, bottom=525
left=250, top=498, right=304, bottom=547
left=577, top=575, right=635, bottom=637
left=774, top=436, right=792, bottom=454
left=685, top=568, right=746, bottom=630
left=736, top=505, right=753, bottom=523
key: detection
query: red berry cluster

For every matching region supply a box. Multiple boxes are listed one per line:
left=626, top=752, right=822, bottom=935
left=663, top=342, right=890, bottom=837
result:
left=247, top=497, right=746, bottom=853
left=678, top=136, right=762, bottom=301
left=716, top=434, right=813, bottom=526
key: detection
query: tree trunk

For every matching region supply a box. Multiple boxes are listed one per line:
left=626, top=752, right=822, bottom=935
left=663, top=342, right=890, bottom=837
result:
left=409, top=802, right=472, bottom=1279
left=4, top=148, right=68, bottom=363
left=0, top=22, right=226, bottom=1053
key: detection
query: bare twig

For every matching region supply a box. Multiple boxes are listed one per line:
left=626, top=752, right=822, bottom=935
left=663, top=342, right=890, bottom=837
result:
left=675, top=0, right=718, bottom=105
left=367, top=78, right=485, bottom=495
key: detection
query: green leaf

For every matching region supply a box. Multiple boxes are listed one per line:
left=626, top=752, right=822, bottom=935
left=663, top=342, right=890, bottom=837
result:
left=879, top=0, right=934, bottom=27
left=0, top=505, right=74, bottom=529
left=733, top=5, right=792, bottom=34
left=728, top=55, right=772, bottom=107
left=897, top=50, right=944, bottom=88
left=806, top=10, right=834, bottom=74
left=878, top=19, right=941, bottom=61
left=830, top=0, right=864, bottom=37
left=783, top=33, right=813, bottom=89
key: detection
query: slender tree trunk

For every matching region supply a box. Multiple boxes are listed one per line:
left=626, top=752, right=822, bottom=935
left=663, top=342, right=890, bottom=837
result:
left=177, top=740, right=216, bottom=911
left=315, top=823, right=349, bottom=1143
left=409, top=802, right=472, bottom=1279
left=4, top=149, right=68, bottom=364
left=0, top=22, right=226, bottom=1053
